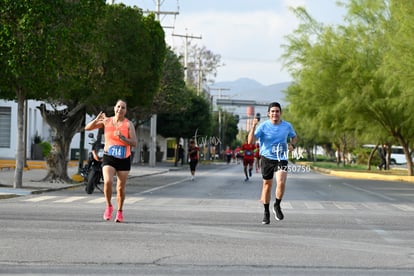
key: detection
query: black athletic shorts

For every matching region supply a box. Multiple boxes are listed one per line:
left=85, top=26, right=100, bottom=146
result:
left=261, top=156, right=288, bottom=180
left=189, top=159, right=198, bottom=171
left=103, top=154, right=131, bottom=171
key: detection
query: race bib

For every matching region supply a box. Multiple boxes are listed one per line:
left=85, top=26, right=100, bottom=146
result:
left=107, top=145, right=126, bottom=159
left=245, top=150, right=252, bottom=156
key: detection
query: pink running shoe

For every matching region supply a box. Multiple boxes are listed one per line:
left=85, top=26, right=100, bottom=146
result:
left=103, top=205, right=113, bottom=221
left=115, top=210, right=124, bottom=223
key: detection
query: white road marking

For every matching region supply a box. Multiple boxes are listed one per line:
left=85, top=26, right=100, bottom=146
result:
left=54, top=196, right=87, bottom=203
left=124, top=197, right=145, bottom=204
left=391, top=204, right=414, bottom=211
left=87, top=197, right=106, bottom=204
left=24, top=196, right=58, bottom=202
left=304, top=202, right=324, bottom=209
left=333, top=202, right=356, bottom=210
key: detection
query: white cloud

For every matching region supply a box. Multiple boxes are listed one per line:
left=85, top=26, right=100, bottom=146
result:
left=166, top=10, right=298, bottom=84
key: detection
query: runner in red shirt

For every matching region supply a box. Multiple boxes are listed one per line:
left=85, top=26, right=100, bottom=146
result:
left=188, top=140, right=199, bottom=181
left=234, top=146, right=242, bottom=164
left=241, top=136, right=256, bottom=181
left=224, top=145, right=233, bottom=164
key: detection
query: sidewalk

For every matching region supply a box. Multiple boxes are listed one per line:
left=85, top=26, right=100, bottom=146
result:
left=0, top=162, right=176, bottom=199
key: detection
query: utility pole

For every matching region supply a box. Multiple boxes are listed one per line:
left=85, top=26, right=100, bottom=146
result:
left=209, top=87, right=230, bottom=159
left=197, top=56, right=202, bottom=95
left=144, top=0, right=179, bottom=166
left=172, top=32, right=202, bottom=83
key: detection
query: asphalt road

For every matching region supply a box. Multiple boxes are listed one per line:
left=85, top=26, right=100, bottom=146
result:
left=1, top=162, right=414, bottom=275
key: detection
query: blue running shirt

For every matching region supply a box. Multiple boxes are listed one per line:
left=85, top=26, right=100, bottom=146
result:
left=254, top=120, right=296, bottom=161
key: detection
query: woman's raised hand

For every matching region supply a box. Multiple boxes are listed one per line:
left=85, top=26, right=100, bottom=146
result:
left=95, top=111, right=107, bottom=123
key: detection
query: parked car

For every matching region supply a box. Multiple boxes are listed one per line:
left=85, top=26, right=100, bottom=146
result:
left=362, top=144, right=412, bottom=165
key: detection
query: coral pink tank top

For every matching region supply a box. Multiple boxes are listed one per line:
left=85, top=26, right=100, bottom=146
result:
left=104, top=117, right=131, bottom=158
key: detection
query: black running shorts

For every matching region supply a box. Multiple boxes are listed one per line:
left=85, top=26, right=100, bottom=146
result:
left=261, top=156, right=288, bottom=180
left=103, top=154, right=131, bottom=171
left=189, top=159, right=198, bottom=171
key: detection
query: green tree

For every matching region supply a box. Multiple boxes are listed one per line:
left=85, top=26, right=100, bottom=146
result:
left=32, top=1, right=105, bottom=182
left=344, top=0, right=414, bottom=174
left=0, top=1, right=167, bottom=185
left=92, top=5, right=166, bottom=116
left=281, top=7, right=358, bottom=161
left=0, top=0, right=105, bottom=187
left=36, top=1, right=105, bottom=182
left=281, top=2, right=414, bottom=174
left=146, top=47, right=188, bottom=118
left=379, top=0, right=414, bottom=172
left=157, top=88, right=212, bottom=149
left=41, top=4, right=166, bottom=181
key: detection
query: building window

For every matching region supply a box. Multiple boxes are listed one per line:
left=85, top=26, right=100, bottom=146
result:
left=0, top=106, right=11, bottom=148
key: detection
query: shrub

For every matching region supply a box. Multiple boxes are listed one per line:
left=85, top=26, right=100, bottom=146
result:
left=354, top=148, right=380, bottom=165
left=40, top=141, right=52, bottom=157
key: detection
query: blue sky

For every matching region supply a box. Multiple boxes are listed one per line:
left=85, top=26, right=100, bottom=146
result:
left=111, top=0, right=346, bottom=85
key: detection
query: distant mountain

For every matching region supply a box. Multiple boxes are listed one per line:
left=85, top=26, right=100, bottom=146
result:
left=211, top=78, right=292, bottom=130
left=245, top=82, right=291, bottom=105
left=211, top=78, right=264, bottom=92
